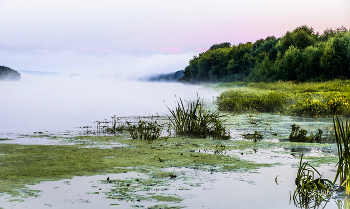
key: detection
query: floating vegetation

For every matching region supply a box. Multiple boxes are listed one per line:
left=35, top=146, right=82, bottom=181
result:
left=166, top=96, right=230, bottom=140
left=293, top=154, right=334, bottom=208
left=126, top=120, right=164, bottom=141
left=289, top=124, right=323, bottom=143
left=242, top=131, right=263, bottom=142
left=333, top=117, right=350, bottom=195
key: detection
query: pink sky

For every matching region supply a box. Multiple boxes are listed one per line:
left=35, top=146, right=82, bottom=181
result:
left=0, top=0, right=349, bottom=77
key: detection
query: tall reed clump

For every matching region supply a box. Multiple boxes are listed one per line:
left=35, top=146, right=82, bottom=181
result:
left=293, top=154, right=333, bottom=208
left=333, top=117, right=350, bottom=195
left=166, top=96, right=230, bottom=140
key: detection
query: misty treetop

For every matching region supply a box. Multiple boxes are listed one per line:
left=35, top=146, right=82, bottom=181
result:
left=0, top=66, right=21, bottom=81
left=179, top=26, right=350, bottom=83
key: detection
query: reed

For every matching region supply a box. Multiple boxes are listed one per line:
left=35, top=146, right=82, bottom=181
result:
left=293, top=154, right=333, bottom=208
left=333, top=117, right=350, bottom=195
left=165, top=96, right=230, bottom=140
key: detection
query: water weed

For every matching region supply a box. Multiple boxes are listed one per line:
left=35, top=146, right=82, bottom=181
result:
left=242, top=131, right=263, bottom=142
left=165, top=96, right=230, bottom=140
left=126, top=120, right=164, bottom=141
left=288, top=124, right=323, bottom=143
left=293, top=154, right=333, bottom=208
left=333, top=117, right=350, bottom=195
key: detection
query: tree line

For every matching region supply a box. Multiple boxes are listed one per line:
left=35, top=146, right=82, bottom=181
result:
left=179, top=26, right=350, bottom=83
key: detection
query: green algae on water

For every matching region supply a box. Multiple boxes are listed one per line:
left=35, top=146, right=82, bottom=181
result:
left=0, top=135, right=273, bottom=197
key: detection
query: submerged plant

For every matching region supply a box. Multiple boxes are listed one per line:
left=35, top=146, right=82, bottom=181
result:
left=333, top=117, right=350, bottom=195
left=165, top=96, right=230, bottom=140
left=126, top=120, right=163, bottom=141
left=293, top=154, right=334, bottom=208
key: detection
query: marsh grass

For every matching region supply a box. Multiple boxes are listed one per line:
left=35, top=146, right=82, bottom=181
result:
left=165, top=96, right=230, bottom=140
left=293, top=154, right=334, bottom=208
left=333, top=117, right=350, bottom=195
left=126, top=120, right=164, bottom=141
left=217, top=80, right=350, bottom=117
left=218, top=90, right=285, bottom=113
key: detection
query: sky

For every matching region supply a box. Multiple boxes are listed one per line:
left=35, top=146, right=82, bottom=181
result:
left=0, top=0, right=349, bottom=79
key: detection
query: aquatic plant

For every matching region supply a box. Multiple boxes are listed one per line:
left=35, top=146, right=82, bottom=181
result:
left=289, top=124, right=323, bottom=143
left=293, top=154, right=333, bottom=208
left=242, top=131, right=263, bottom=142
left=165, top=96, right=230, bottom=140
left=289, top=124, right=312, bottom=143
left=126, top=120, right=163, bottom=141
left=333, top=117, right=350, bottom=195
left=106, top=115, right=128, bottom=134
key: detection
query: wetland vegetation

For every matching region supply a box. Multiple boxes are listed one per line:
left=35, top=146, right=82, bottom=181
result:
left=2, top=24, right=350, bottom=208
left=217, top=80, right=350, bottom=117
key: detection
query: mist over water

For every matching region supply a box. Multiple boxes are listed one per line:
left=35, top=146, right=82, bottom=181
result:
left=0, top=74, right=218, bottom=133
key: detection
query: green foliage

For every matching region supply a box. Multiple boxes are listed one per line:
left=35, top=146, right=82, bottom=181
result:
left=179, top=25, right=350, bottom=83
left=216, top=80, right=350, bottom=117
left=209, top=42, right=231, bottom=51
left=242, top=131, right=263, bottom=142
left=166, top=96, right=230, bottom=140
left=333, top=117, right=350, bottom=195
left=293, top=154, right=333, bottom=208
left=218, top=90, right=285, bottom=113
left=126, top=120, right=163, bottom=141
left=288, top=124, right=322, bottom=143
left=288, top=99, right=328, bottom=117
left=106, top=115, right=128, bottom=133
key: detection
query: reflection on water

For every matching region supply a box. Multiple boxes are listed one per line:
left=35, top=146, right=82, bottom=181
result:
left=0, top=165, right=341, bottom=209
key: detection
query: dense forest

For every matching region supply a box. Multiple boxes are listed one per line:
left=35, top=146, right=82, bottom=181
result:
left=179, top=26, right=350, bottom=83
left=0, top=66, right=21, bottom=81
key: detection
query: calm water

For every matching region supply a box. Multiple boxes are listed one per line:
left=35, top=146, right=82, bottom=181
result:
left=0, top=74, right=218, bottom=133
left=0, top=75, right=344, bottom=209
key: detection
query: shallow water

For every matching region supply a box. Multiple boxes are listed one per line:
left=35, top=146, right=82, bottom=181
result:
left=0, top=164, right=340, bottom=209
left=0, top=76, right=345, bottom=209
